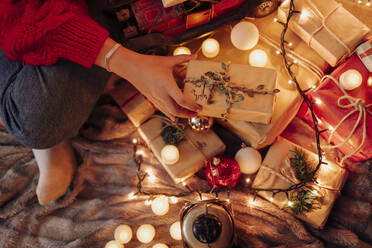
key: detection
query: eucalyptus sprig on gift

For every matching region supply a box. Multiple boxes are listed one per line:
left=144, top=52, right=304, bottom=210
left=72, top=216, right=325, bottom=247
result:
left=185, top=62, right=280, bottom=118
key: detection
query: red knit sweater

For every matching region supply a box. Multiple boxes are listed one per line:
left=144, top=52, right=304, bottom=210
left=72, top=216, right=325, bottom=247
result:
left=0, top=0, right=110, bottom=68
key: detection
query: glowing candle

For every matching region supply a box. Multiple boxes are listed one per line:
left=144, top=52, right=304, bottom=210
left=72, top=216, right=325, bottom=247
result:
left=161, top=145, right=180, bottom=165
left=105, top=240, right=123, bottom=248
left=231, top=22, right=259, bottom=50
left=153, top=243, right=169, bottom=248
left=339, top=69, right=363, bottom=90
left=136, top=224, right=156, bottom=244
left=114, top=224, right=133, bottom=244
left=169, top=221, right=182, bottom=240
left=201, top=38, right=220, bottom=58
left=368, top=76, right=372, bottom=87
left=173, top=46, right=191, bottom=56
left=151, top=195, right=169, bottom=216
left=249, top=49, right=268, bottom=67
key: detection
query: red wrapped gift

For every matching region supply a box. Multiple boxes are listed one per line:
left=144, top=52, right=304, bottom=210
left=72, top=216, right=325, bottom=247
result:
left=298, top=54, right=372, bottom=163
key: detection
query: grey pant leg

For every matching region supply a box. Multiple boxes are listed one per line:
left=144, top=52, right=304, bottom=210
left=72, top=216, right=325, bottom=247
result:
left=0, top=50, right=111, bottom=149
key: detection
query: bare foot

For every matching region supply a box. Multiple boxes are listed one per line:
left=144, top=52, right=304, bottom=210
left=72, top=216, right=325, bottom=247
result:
left=33, top=140, right=76, bottom=205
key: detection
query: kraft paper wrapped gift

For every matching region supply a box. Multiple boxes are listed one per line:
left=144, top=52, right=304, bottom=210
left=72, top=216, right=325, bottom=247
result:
left=138, top=116, right=226, bottom=183
left=183, top=60, right=277, bottom=124
left=356, top=38, right=372, bottom=72
left=278, top=0, right=370, bottom=67
left=253, top=137, right=348, bottom=229
left=110, top=82, right=156, bottom=127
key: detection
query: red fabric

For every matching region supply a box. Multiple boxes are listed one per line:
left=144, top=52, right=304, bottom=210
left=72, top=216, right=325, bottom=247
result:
left=0, top=0, right=109, bottom=68
left=298, top=54, right=372, bottom=162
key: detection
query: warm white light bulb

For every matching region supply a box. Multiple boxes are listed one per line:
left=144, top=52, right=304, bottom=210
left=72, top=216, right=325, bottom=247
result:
left=128, top=192, right=136, bottom=200
left=339, top=69, right=363, bottom=91
left=366, top=1, right=371, bottom=6
left=173, top=46, right=191, bottom=56
left=169, top=221, right=182, bottom=240
left=368, top=77, right=372, bottom=87
left=105, top=240, right=123, bottom=248
left=288, top=80, right=293, bottom=85
left=249, top=49, right=268, bottom=67
left=151, top=196, right=169, bottom=216
left=300, top=9, right=310, bottom=20
left=246, top=178, right=251, bottom=183
left=231, top=21, right=259, bottom=50
left=276, top=50, right=281, bottom=55
left=161, top=145, right=180, bottom=165
left=137, top=224, right=156, bottom=244
left=170, top=196, right=178, bottom=204
left=132, top=138, right=138, bottom=144
left=201, top=38, right=220, bottom=58
left=114, top=225, right=133, bottom=244
left=288, top=201, right=294, bottom=207
left=315, top=99, right=322, bottom=105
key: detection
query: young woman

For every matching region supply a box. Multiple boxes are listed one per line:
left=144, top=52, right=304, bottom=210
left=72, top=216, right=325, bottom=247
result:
left=0, top=0, right=200, bottom=204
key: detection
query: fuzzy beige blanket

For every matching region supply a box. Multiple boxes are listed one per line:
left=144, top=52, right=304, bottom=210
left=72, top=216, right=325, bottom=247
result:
left=0, top=98, right=371, bottom=248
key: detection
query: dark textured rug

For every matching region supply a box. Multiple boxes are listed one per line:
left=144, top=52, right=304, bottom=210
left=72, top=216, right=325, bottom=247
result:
left=0, top=97, right=371, bottom=248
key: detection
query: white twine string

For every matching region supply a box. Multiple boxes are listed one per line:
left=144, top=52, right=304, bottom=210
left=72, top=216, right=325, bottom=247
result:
left=304, top=0, right=351, bottom=56
left=320, top=75, right=372, bottom=164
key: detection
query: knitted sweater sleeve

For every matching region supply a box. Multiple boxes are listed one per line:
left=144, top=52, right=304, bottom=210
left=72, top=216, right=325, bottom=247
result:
left=0, top=0, right=110, bottom=68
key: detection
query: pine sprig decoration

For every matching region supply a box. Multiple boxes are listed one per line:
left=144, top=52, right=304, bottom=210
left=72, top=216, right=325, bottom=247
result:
left=161, top=125, right=185, bottom=146
left=288, top=189, right=321, bottom=215
left=290, top=148, right=316, bottom=182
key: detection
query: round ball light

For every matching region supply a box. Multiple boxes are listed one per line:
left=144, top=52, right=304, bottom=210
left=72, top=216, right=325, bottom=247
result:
left=114, top=224, right=132, bottom=244
left=201, top=38, right=220, bottom=58
left=153, top=243, right=169, bottom=248
left=173, top=46, right=191, bottom=56
left=151, top=196, right=170, bottom=216
left=136, top=224, right=156, bottom=244
left=231, top=22, right=259, bottom=50
left=249, top=49, right=268, bottom=67
left=169, top=221, right=182, bottom=240
left=105, top=240, right=123, bottom=248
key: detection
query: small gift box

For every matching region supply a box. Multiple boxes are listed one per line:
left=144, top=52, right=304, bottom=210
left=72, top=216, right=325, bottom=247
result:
left=110, top=82, right=156, bottom=127
left=138, top=115, right=226, bottom=183
left=298, top=54, right=372, bottom=163
left=278, top=0, right=370, bottom=67
left=253, top=137, right=348, bottom=229
left=183, top=60, right=278, bottom=124
left=356, top=38, right=372, bottom=72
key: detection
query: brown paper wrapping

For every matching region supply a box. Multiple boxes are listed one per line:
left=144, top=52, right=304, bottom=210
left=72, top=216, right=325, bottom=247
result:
left=110, top=82, right=156, bottom=127
left=183, top=60, right=277, bottom=124
left=253, top=137, right=348, bottom=228
left=278, top=0, right=370, bottom=67
left=138, top=116, right=226, bottom=183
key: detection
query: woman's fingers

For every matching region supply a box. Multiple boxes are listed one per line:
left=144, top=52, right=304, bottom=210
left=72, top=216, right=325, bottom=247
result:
left=162, top=95, right=198, bottom=119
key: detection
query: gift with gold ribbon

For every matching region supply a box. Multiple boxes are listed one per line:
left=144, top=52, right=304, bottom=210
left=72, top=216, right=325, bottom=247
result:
left=298, top=54, right=372, bottom=163
left=253, top=137, right=348, bottom=229
left=138, top=115, right=226, bottom=183
left=183, top=60, right=278, bottom=124
left=278, top=0, right=370, bottom=67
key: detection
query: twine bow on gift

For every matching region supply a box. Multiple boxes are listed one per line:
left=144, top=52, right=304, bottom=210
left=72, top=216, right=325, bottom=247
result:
left=304, top=0, right=352, bottom=57
left=149, top=115, right=209, bottom=161
left=185, top=62, right=279, bottom=119
left=320, top=75, right=372, bottom=164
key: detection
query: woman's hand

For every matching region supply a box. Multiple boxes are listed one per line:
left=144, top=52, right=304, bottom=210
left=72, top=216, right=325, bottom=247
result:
left=96, top=38, right=201, bottom=121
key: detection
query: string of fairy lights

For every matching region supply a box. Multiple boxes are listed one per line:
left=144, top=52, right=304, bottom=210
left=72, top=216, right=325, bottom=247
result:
left=105, top=0, right=363, bottom=246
